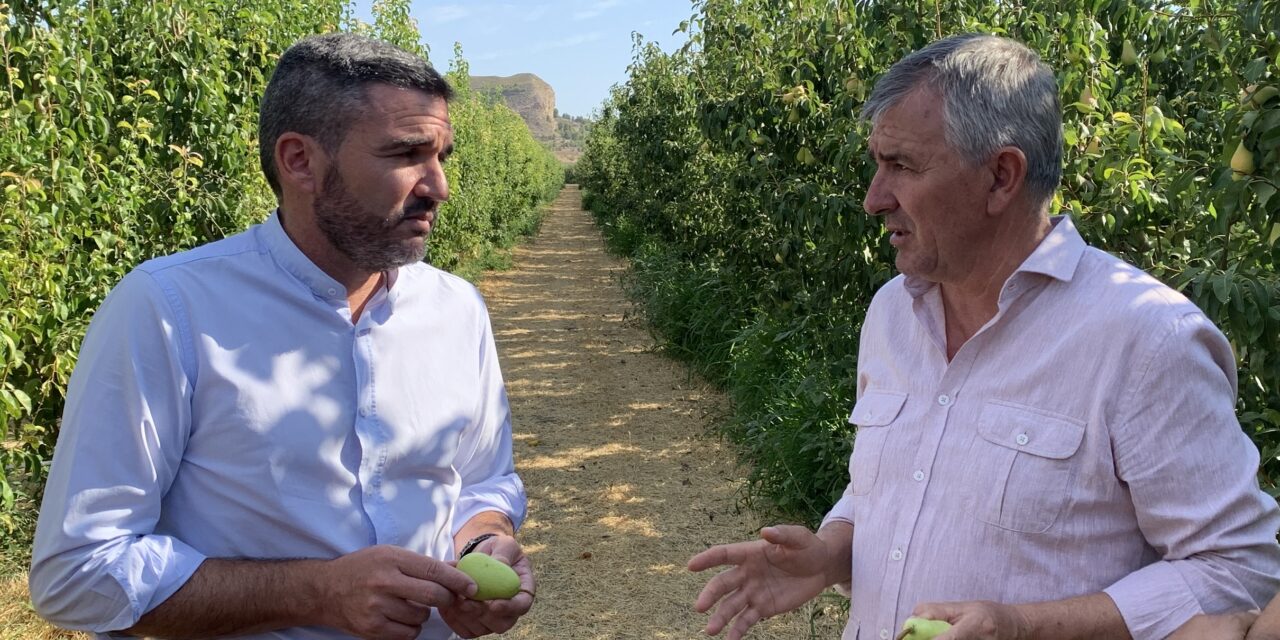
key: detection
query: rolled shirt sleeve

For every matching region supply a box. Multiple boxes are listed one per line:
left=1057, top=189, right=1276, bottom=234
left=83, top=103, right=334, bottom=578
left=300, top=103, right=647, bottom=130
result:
left=1104, top=312, right=1280, bottom=639
left=29, top=271, right=205, bottom=631
left=451, top=295, right=527, bottom=537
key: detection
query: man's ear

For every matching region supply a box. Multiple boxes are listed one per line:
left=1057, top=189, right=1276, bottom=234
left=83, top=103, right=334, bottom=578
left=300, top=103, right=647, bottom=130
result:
left=275, top=132, right=326, bottom=196
left=987, top=146, right=1028, bottom=215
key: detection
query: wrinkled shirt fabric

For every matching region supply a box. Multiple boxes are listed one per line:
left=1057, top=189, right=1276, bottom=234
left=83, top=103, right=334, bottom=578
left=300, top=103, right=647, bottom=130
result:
left=31, top=211, right=525, bottom=639
left=823, top=215, right=1280, bottom=640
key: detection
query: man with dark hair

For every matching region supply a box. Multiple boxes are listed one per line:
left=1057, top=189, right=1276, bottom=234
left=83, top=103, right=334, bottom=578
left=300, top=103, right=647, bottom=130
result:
left=29, top=32, right=533, bottom=640
left=689, top=33, right=1280, bottom=640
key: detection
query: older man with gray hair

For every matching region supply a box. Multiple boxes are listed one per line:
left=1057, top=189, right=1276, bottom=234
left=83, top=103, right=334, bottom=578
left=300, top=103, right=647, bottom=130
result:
left=689, top=33, right=1280, bottom=640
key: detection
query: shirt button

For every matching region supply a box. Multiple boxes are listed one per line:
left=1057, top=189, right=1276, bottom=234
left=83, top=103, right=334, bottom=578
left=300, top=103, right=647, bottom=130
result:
left=890, top=548, right=903, bottom=561
left=880, top=629, right=891, bottom=639
left=358, top=407, right=369, bottom=417
left=937, top=394, right=951, bottom=406
left=1016, top=433, right=1030, bottom=446
left=913, top=470, right=925, bottom=482
left=327, top=288, right=338, bottom=296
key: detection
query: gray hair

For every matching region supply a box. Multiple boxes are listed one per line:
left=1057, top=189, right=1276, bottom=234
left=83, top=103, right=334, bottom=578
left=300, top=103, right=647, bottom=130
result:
left=258, top=32, right=454, bottom=199
left=862, top=34, right=1062, bottom=209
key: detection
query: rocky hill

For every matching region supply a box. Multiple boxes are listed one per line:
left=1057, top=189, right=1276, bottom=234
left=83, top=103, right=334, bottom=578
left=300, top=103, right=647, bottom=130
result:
left=471, top=73, right=557, bottom=141
left=470, top=73, right=587, bottom=164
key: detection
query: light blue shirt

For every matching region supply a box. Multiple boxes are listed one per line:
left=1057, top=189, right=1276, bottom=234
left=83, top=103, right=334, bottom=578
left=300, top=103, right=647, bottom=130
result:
left=30, top=211, right=526, bottom=639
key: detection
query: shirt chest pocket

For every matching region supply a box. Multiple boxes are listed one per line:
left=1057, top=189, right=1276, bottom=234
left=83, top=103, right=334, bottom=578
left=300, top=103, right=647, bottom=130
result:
left=966, top=400, right=1086, bottom=533
left=848, top=390, right=908, bottom=496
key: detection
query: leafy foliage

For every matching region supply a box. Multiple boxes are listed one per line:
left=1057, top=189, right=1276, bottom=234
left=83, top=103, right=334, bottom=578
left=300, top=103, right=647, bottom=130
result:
left=0, top=0, right=561, bottom=549
left=580, top=0, right=1280, bottom=525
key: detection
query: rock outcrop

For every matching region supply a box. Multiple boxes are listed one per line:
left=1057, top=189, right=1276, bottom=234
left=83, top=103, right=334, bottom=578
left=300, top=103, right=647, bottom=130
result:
left=471, top=73, right=557, bottom=142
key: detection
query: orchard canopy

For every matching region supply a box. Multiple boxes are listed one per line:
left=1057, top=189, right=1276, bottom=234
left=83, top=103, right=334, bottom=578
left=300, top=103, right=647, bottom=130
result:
left=578, top=0, right=1280, bottom=524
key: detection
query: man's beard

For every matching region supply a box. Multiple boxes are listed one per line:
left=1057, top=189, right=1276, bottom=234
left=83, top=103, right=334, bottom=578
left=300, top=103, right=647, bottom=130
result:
left=313, top=164, right=436, bottom=272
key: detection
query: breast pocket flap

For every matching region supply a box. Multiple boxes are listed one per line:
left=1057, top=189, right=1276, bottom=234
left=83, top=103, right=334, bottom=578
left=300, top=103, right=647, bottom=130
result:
left=978, top=400, right=1084, bottom=459
left=849, top=390, right=908, bottom=427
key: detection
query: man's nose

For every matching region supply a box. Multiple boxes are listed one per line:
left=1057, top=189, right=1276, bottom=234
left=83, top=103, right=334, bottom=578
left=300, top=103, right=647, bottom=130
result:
left=417, top=162, right=449, bottom=202
left=863, top=171, right=893, bottom=216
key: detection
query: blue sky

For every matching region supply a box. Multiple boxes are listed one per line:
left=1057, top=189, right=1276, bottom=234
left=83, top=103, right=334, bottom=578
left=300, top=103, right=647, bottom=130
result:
left=351, top=1, right=695, bottom=118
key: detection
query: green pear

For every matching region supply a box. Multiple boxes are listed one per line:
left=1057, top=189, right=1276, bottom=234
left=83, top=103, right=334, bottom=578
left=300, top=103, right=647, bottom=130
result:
left=1121, top=39, right=1138, bottom=65
left=456, top=552, right=521, bottom=601
left=897, top=616, right=952, bottom=640
left=1231, top=141, right=1255, bottom=180
left=1078, top=86, right=1098, bottom=112
left=1241, top=84, right=1279, bottom=109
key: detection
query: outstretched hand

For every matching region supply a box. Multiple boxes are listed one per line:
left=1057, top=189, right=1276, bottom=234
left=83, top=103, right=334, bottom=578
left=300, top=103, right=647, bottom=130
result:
left=687, top=525, right=837, bottom=640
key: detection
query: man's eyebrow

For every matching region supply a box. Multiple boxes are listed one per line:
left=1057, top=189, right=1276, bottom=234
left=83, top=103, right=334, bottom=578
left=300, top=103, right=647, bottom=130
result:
left=867, top=148, right=913, bottom=165
left=378, top=136, right=436, bottom=151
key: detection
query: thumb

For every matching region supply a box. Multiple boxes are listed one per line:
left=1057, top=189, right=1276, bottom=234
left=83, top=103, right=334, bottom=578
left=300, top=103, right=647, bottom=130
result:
left=760, top=524, right=815, bottom=550
left=910, top=602, right=961, bottom=624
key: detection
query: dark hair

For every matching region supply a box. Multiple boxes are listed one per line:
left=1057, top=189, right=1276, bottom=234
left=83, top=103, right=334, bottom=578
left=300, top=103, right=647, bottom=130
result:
left=258, top=32, right=454, bottom=199
left=863, top=34, right=1063, bottom=211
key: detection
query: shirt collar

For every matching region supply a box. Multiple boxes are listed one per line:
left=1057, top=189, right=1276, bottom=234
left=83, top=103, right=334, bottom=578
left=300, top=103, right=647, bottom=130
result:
left=261, top=209, right=348, bottom=302
left=903, top=214, right=1086, bottom=298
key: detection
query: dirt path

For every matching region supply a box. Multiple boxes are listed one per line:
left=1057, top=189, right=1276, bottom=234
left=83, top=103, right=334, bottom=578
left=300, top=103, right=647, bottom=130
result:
left=483, top=186, right=845, bottom=639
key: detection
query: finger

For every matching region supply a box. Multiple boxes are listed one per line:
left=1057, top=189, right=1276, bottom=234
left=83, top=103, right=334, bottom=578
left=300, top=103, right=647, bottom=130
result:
left=388, top=574, right=461, bottom=608
left=511, top=555, right=536, bottom=593
left=384, top=599, right=432, bottom=626
left=398, top=556, right=477, bottom=597
left=759, top=524, right=815, bottom=549
left=441, top=602, right=487, bottom=638
left=689, top=539, right=767, bottom=572
left=468, top=608, right=521, bottom=635
left=695, top=568, right=744, bottom=613
left=483, top=590, right=535, bottom=618
left=912, top=601, right=961, bottom=623
left=706, top=589, right=750, bottom=637
left=483, top=535, right=522, bottom=565
left=1230, top=609, right=1261, bottom=631
left=376, top=619, right=424, bottom=640
left=727, top=606, right=764, bottom=640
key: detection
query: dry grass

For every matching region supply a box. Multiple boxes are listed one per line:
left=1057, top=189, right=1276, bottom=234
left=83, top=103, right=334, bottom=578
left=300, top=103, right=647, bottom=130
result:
left=0, top=574, right=85, bottom=640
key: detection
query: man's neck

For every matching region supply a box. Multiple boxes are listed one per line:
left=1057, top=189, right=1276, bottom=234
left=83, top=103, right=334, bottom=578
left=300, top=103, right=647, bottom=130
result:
left=277, top=205, right=383, bottom=316
left=940, top=213, right=1053, bottom=359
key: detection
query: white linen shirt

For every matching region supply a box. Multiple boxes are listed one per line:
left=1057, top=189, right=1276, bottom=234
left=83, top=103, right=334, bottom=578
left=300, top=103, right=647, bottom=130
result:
left=30, top=211, right=526, bottom=639
left=823, top=215, right=1280, bottom=640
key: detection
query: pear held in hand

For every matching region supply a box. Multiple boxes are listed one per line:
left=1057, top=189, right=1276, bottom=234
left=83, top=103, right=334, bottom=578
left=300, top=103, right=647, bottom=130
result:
left=896, top=616, right=952, bottom=640
left=456, top=552, right=521, bottom=600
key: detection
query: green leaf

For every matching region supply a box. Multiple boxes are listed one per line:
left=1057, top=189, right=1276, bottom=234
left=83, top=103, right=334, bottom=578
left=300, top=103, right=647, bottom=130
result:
left=1213, top=276, right=1231, bottom=305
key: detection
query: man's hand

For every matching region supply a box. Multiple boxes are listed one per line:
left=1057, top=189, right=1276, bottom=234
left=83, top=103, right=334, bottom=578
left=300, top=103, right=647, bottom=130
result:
left=1251, top=591, right=1280, bottom=640
left=316, top=544, right=477, bottom=640
left=687, top=525, right=838, bottom=640
left=439, top=534, right=535, bottom=637
left=909, top=601, right=1032, bottom=640
left=1167, top=611, right=1259, bottom=640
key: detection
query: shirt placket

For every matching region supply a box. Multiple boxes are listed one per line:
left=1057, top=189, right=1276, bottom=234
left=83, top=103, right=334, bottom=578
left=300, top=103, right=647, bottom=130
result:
left=871, top=294, right=982, bottom=640
left=353, top=315, right=394, bottom=544
left=869, top=387, right=958, bottom=639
